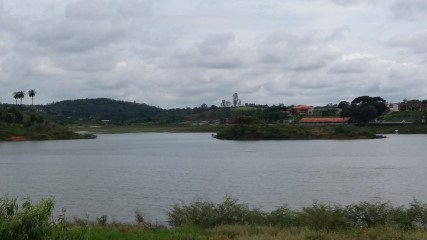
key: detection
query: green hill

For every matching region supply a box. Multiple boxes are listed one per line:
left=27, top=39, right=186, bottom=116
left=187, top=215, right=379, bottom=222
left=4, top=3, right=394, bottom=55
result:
left=44, top=98, right=164, bottom=124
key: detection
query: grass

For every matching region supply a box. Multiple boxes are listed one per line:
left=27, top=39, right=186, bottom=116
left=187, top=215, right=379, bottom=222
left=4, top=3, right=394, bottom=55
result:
left=383, top=111, right=425, bottom=123
left=77, top=225, right=207, bottom=240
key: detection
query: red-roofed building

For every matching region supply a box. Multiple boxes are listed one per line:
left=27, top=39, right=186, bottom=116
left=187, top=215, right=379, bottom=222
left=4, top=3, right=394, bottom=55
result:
left=300, top=117, right=351, bottom=125
left=292, top=105, right=314, bottom=116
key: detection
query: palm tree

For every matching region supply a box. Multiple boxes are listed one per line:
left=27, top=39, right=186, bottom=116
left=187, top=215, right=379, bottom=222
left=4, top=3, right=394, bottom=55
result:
left=17, top=90, right=25, bottom=105
left=28, top=89, right=36, bottom=106
left=13, top=92, right=20, bottom=105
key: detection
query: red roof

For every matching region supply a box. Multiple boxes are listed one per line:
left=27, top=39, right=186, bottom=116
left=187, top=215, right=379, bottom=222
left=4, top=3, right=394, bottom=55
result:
left=293, top=105, right=313, bottom=110
left=300, top=117, right=351, bottom=123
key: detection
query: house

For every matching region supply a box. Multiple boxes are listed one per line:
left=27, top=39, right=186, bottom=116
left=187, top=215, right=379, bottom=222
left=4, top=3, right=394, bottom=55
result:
left=292, top=105, right=314, bottom=116
left=299, top=117, right=351, bottom=125
left=399, top=100, right=426, bottom=111
left=387, top=103, right=399, bottom=112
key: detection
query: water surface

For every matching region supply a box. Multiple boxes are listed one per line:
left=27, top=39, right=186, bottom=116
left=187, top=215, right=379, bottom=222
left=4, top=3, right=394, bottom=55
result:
left=1, top=133, right=427, bottom=223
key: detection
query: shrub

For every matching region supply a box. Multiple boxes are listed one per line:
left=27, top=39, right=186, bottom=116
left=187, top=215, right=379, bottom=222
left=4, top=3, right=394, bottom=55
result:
left=300, top=202, right=349, bottom=231
left=345, top=201, right=394, bottom=229
left=0, top=196, right=88, bottom=240
left=0, top=197, right=54, bottom=240
left=408, top=199, right=427, bottom=230
left=268, top=205, right=301, bottom=228
left=167, top=196, right=267, bottom=227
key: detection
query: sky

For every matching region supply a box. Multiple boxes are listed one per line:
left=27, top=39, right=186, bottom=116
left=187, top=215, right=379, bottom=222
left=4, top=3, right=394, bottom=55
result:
left=0, top=0, right=426, bottom=108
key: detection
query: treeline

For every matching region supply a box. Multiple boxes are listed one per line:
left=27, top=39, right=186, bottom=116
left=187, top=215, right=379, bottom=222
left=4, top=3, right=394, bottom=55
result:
left=0, top=106, right=44, bottom=125
left=0, top=106, right=94, bottom=140
left=40, top=98, right=290, bottom=125
left=43, top=98, right=163, bottom=124
left=8, top=95, right=425, bottom=125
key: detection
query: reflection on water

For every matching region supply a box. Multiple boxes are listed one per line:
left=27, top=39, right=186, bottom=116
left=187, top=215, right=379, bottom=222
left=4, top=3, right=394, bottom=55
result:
left=1, top=133, right=427, bottom=223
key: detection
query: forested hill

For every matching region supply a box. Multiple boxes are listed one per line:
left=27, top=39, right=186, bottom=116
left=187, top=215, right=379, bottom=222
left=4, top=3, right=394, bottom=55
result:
left=44, top=98, right=165, bottom=124
left=42, top=98, right=290, bottom=125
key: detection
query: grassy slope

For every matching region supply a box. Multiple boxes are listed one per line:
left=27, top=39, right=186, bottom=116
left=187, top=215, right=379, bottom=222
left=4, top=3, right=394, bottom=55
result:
left=384, top=111, right=425, bottom=123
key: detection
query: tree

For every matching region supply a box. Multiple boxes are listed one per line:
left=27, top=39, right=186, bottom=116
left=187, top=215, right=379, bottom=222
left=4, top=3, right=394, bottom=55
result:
left=359, top=105, right=378, bottom=123
left=338, top=101, right=350, bottom=109
left=13, top=92, right=20, bottom=105
left=232, top=93, right=239, bottom=107
left=349, top=96, right=387, bottom=122
left=221, top=100, right=231, bottom=108
left=351, top=96, right=385, bottom=106
left=28, top=89, right=36, bottom=106
left=18, top=90, right=25, bottom=105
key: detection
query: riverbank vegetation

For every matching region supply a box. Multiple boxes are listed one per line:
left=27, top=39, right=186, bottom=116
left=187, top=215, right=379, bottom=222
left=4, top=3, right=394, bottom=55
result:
left=2, top=196, right=427, bottom=239
left=3, top=96, right=427, bottom=140
left=0, top=106, right=95, bottom=141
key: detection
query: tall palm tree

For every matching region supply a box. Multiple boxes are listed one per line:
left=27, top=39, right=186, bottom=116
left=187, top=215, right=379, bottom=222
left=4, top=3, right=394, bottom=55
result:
left=28, top=89, right=36, bottom=106
left=13, top=92, right=20, bottom=105
left=17, top=90, right=25, bottom=105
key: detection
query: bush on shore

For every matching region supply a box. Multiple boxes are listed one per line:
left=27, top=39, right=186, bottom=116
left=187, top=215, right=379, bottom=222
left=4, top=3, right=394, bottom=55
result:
left=2, top=196, right=427, bottom=239
left=168, top=196, right=427, bottom=231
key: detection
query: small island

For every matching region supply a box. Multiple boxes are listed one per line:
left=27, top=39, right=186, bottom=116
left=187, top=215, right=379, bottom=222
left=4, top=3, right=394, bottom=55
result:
left=215, top=117, right=380, bottom=140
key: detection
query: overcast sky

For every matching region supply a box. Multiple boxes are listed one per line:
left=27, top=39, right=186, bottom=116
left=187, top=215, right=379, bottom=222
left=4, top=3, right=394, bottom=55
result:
left=1, top=0, right=426, bottom=108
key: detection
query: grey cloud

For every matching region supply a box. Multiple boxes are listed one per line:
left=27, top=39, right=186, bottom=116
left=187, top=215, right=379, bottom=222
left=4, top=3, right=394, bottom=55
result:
left=329, top=58, right=372, bottom=74
left=390, top=0, right=427, bottom=20
left=65, top=0, right=152, bottom=20
left=388, top=31, right=427, bottom=55
left=331, top=0, right=359, bottom=6
left=0, top=2, right=23, bottom=35
left=1, top=0, right=427, bottom=107
left=65, top=0, right=111, bottom=20
left=161, top=33, right=247, bottom=69
left=26, top=20, right=130, bottom=53
left=260, top=33, right=341, bottom=72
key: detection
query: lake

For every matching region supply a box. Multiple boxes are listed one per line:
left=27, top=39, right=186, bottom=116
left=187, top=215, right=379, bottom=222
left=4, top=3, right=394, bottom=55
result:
left=1, top=133, right=427, bottom=224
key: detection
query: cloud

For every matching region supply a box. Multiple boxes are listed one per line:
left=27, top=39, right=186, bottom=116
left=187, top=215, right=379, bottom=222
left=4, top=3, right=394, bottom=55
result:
left=387, top=31, right=427, bottom=55
left=0, top=0, right=426, bottom=107
left=390, top=0, right=427, bottom=21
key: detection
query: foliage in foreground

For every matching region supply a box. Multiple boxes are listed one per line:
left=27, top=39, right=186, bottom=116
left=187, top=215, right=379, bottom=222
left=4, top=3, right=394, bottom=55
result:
left=2, top=196, right=427, bottom=239
left=168, top=196, right=427, bottom=231
left=0, top=196, right=80, bottom=240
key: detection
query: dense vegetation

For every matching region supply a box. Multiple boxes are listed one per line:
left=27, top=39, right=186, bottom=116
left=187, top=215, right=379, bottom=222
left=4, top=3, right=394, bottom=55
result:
left=2, top=196, right=427, bottom=240
left=43, top=98, right=164, bottom=124
left=215, top=118, right=379, bottom=140
left=3, top=96, right=427, bottom=140
left=0, top=106, right=95, bottom=141
left=38, top=98, right=290, bottom=125
left=19, top=96, right=425, bottom=126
